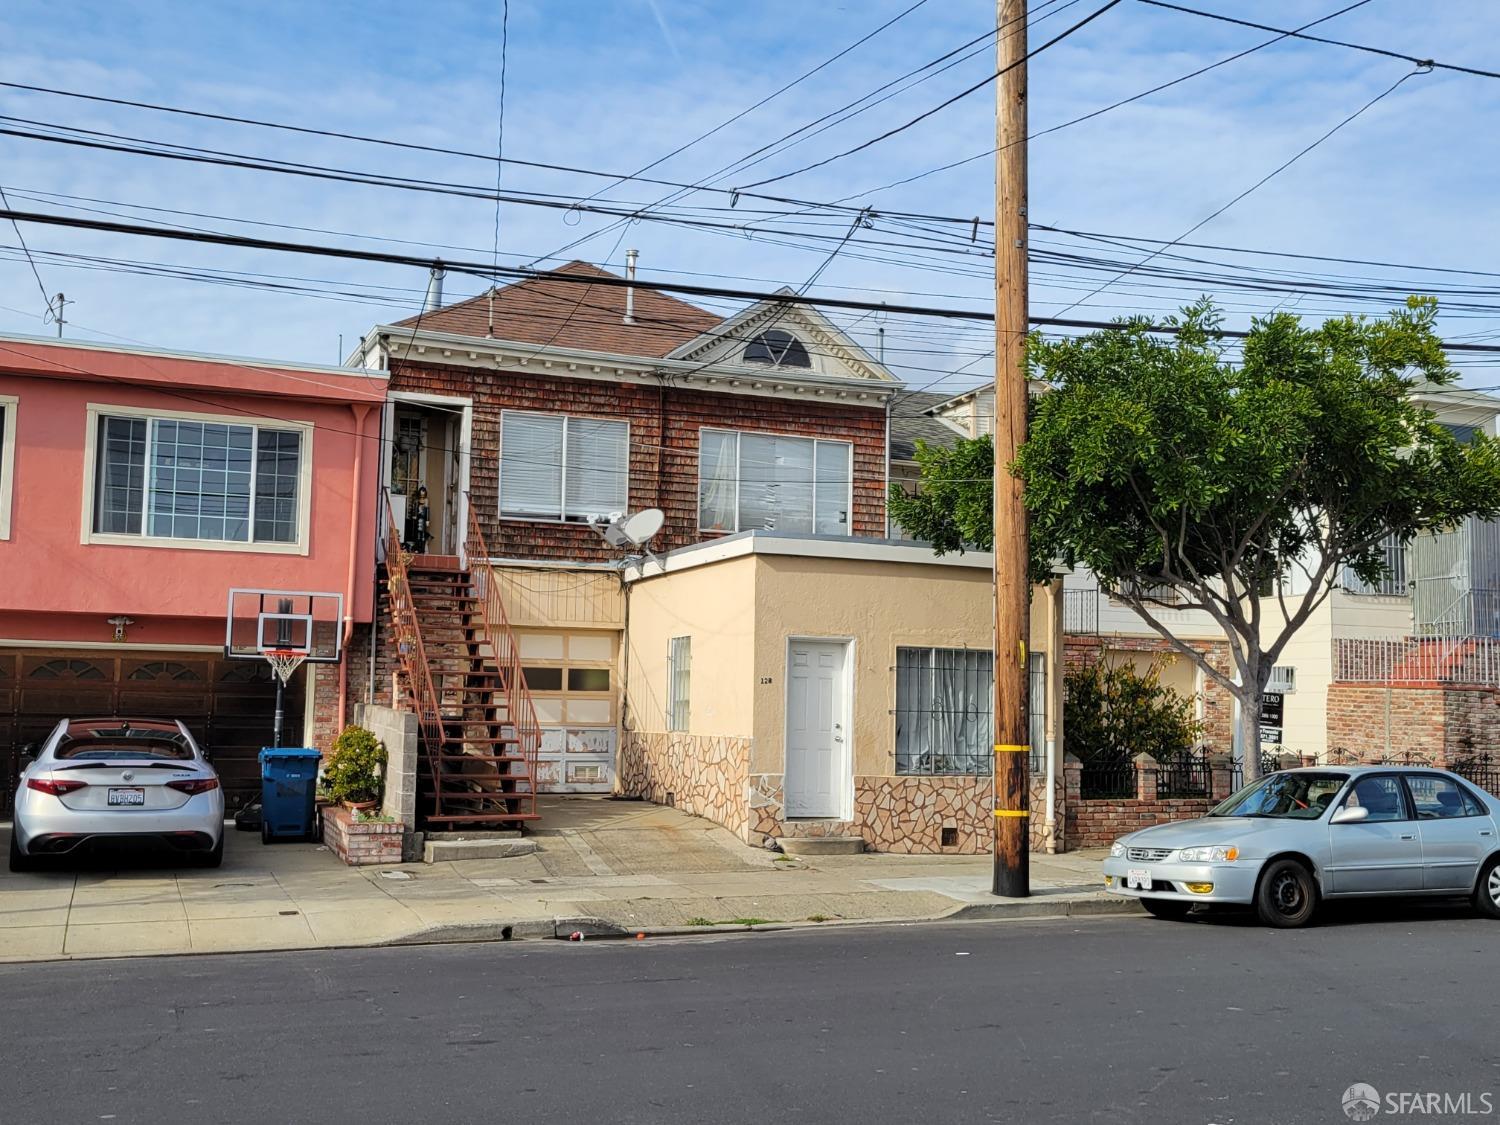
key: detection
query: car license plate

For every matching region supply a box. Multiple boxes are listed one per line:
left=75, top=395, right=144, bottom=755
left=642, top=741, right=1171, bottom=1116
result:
left=108, top=787, right=145, bottom=807
left=1126, top=868, right=1152, bottom=890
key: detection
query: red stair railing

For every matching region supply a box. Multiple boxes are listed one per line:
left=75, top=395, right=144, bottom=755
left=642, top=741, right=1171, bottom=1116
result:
left=463, top=496, right=543, bottom=793
left=382, top=491, right=448, bottom=817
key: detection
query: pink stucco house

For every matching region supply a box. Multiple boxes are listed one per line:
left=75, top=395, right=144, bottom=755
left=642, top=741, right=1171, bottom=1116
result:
left=0, top=333, right=385, bottom=808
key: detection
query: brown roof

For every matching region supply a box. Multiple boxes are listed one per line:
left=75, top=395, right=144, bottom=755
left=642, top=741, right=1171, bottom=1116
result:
left=394, top=261, right=723, bottom=358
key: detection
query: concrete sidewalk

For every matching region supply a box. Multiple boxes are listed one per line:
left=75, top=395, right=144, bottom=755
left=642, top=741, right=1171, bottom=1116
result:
left=0, top=797, right=1133, bottom=961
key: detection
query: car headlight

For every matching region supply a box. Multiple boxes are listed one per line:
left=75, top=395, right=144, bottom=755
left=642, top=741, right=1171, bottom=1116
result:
left=1177, top=845, right=1240, bottom=863
left=1109, top=842, right=1126, bottom=858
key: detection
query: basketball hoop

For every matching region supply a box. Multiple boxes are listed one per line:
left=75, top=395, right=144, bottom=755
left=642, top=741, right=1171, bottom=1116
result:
left=264, top=648, right=309, bottom=686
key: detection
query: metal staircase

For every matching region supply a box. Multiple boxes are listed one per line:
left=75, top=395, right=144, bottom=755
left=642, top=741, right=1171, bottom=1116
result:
left=383, top=495, right=539, bottom=829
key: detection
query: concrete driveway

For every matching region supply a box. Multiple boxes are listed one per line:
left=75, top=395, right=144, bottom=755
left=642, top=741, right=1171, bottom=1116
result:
left=1, top=797, right=1121, bottom=961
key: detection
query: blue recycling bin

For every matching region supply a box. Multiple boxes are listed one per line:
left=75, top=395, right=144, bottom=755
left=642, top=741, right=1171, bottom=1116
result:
left=258, top=747, right=323, bottom=843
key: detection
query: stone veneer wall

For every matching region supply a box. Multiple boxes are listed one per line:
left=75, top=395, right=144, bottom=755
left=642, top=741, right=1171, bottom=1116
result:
left=619, top=731, right=752, bottom=840
left=1326, top=683, right=1500, bottom=764
left=748, top=773, right=1066, bottom=854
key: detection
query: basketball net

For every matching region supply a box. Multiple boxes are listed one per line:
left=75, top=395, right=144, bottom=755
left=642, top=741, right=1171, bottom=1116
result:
left=264, top=648, right=309, bottom=686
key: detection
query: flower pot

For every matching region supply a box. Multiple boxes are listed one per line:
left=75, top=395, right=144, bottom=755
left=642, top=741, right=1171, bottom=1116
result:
left=342, top=799, right=378, bottom=812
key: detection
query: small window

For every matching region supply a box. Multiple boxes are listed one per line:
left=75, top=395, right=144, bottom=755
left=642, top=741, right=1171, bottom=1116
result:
left=667, top=636, right=691, bottom=732
left=522, top=666, right=564, bottom=691
left=0, top=396, right=15, bottom=540
left=742, top=329, right=811, bottom=368
left=1266, top=666, right=1296, bottom=694
left=1406, top=775, right=1479, bottom=819
left=567, top=668, right=611, bottom=692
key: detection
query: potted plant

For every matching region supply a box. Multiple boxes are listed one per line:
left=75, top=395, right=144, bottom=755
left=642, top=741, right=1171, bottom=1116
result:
left=324, top=724, right=387, bottom=811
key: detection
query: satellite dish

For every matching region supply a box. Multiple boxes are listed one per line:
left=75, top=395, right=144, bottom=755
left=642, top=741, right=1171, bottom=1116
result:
left=595, top=508, right=665, bottom=549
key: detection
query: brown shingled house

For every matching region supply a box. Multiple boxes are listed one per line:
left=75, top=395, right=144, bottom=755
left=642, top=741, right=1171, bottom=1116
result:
left=354, top=259, right=902, bottom=791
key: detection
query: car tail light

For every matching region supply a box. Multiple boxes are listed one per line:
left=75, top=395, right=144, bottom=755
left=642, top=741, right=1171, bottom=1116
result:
left=27, top=777, right=87, bottom=796
left=167, top=778, right=220, bottom=795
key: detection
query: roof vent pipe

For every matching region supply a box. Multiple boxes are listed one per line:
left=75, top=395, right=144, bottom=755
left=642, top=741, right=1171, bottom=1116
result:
left=623, top=249, right=638, bottom=325
left=423, top=262, right=446, bottom=313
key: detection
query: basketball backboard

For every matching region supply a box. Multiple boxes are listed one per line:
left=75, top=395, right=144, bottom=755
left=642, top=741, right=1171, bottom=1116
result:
left=225, top=588, right=344, bottom=663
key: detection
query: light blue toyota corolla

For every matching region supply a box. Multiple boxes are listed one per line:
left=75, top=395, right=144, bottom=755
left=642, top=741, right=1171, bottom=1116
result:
left=1101, top=766, right=1500, bottom=927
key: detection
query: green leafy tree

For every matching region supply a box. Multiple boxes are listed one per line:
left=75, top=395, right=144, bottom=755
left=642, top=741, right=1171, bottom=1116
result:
left=893, top=299, right=1500, bottom=779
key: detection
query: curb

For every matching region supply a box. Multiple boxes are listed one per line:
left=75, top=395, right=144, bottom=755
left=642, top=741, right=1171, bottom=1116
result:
left=379, top=894, right=1144, bottom=947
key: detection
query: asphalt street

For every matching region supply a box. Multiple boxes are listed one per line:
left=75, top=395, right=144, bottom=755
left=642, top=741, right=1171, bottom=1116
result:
left=2, top=902, right=1497, bottom=1125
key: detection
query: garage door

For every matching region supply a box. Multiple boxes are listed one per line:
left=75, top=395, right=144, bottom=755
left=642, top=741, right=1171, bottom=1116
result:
left=0, top=649, right=301, bottom=814
left=516, top=630, right=618, bottom=793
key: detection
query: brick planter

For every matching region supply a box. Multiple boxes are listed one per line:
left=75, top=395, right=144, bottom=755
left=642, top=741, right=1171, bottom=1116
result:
left=321, top=806, right=403, bottom=866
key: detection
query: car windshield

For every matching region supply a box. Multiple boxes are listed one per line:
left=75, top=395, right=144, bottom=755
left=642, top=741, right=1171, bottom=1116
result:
left=1208, top=771, right=1349, bottom=819
left=55, top=725, right=193, bottom=762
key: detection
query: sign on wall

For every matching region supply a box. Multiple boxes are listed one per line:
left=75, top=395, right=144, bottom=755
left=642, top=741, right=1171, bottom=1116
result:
left=1259, top=692, right=1284, bottom=746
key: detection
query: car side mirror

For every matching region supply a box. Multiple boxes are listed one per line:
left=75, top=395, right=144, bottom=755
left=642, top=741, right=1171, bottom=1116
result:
left=1330, top=805, right=1369, bottom=825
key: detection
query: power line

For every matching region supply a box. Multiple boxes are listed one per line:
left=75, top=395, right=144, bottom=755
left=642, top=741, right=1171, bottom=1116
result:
left=1047, top=63, right=1428, bottom=318
left=0, top=183, right=53, bottom=322
left=811, top=0, right=1375, bottom=206
left=1138, top=0, right=1500, bottom=80
left=736, top=0, right=1125, bottom=190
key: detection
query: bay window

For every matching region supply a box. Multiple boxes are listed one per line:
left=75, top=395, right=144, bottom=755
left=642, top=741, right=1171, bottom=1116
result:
left=500, top=410, right=628, bottom=521
left=698, top=427, right=851, bottom=535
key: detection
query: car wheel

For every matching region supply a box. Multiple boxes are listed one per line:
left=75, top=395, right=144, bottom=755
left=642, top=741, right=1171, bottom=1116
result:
left=261, top=819, right=273, bottom=846
left=1255, top=859, right=1318, bottom=928
left=1473, top=855, right=1500, bottom=920
left=8, top=830, right=36, bottom=874
left=193, top=834, right=224, bottom=869
left=1140, top=898, right=1191, bottom=920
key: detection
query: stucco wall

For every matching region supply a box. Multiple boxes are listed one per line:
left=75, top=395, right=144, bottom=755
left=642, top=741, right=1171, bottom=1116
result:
left=0, top=371, right=382, bottom=636
left=622, top=553, right=757, bottom=739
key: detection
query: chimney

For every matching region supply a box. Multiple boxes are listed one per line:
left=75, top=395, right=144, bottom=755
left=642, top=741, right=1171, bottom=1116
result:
left=422, top=262, right=446, bottom=313
left=623, top=248, right=638, bottom=325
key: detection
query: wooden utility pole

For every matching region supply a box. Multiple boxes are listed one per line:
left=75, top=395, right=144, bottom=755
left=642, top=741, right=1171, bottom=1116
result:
left=992, top=0, right=1031, bottom=898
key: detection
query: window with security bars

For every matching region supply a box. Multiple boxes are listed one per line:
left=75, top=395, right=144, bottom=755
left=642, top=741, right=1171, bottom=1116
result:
left=895, top=647, right=993, bottom=775
left=667, top=636, right=691, bottom=732
left=1343, top=533, right=1408, bottom=596
left=92, top=414, right=303, bottom=544
left=499, top=410, right=628, bottom=522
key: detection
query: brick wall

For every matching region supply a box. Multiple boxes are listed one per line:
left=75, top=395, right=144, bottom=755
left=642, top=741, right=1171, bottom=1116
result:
left=389, top=360, right=889, bottom=560
left=1326, top=682, right=1500, bottom=764
left=320, top=805, right=403, bottom=866
left=1063, top=752, right=1233, bottom=851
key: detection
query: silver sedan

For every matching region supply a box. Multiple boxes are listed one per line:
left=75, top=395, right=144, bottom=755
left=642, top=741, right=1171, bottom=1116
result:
left=1101, top=766, right=1500, bottom=927
left=10, top=717, right=225, bottom=871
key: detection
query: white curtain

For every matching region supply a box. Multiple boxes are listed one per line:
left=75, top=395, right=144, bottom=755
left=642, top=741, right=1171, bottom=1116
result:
left=740, top=433, right=813, bottom=533
left=814, top=441, right=850, bottom=535
left=699, top=430, right=737, bottom=531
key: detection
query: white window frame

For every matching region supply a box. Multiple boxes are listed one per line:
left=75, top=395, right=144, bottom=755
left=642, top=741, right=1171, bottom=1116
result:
left=1266, top=666, right=1296, bottom=694
left=667, top=636, right=691, bottom=732
left=497, top=409, right=630, bottom=524
left=0, top=394, right=16, bottom=540
left=80, top=403, right=313, bottom=555
left=696, top=426, right=854, bottom=536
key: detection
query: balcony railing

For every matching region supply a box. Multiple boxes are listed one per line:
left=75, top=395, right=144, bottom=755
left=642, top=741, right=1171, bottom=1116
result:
left=1334, top=635, right=1500, bottom=685
left=1063, top=588, right=1099, bottom=634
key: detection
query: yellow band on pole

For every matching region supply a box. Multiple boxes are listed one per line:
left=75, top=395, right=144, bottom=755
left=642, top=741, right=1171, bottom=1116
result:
left=994, top=744, right=1030, bottom=754
left=993, top=810, right=1030, bottom=818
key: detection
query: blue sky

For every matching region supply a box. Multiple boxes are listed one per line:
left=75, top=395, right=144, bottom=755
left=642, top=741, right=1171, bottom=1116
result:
left=2, top=0, right=1499, bottom=394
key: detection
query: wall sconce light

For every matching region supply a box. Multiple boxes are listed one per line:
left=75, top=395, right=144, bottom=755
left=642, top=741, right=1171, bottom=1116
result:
left=107, top=616, right=135, bottom=642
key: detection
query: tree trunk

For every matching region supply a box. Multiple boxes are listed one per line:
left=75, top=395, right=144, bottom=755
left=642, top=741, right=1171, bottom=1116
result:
left=1237, top=686, right=1263, bottom=782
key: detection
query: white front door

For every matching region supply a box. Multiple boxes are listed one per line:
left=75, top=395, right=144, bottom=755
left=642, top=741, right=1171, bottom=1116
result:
left=784, top=640, right=849, bottom=818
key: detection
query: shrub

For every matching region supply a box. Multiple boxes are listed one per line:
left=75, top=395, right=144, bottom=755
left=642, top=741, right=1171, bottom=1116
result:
left=324, top=724, right=387, bottom=805
left=1065, top=659, right=1201, bottom=766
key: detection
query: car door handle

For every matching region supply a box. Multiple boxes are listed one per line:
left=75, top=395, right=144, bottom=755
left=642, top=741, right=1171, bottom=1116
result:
left=1400, top=834, right=1416, bottom=840
left=1481, top=830, right=1493, bottom=837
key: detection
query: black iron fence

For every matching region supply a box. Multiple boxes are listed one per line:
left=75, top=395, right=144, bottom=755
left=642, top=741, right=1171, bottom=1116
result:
left=1157, top=749, right=1212, bottom=799
left=1451, top=752, right=1500, bottom=795
left=1078, top=757, right=1136, bottom=800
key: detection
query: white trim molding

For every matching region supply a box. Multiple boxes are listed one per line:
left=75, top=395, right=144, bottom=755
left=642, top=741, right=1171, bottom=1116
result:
left=80, top=401, right=315, bottom=556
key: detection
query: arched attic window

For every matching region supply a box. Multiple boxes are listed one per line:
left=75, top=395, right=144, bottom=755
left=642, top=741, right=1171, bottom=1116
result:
left=742, top=329, right=811, bottom=368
